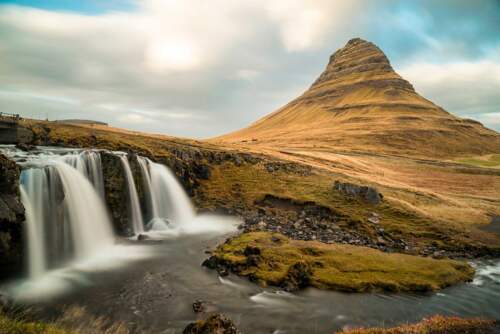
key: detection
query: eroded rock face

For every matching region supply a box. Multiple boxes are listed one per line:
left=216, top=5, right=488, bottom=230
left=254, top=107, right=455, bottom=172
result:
left=333, top=180, right=383, bottom=205
left=100, top=152, right=132, bottom=236
left=183, top=313, right=240, bottom=334
left=0, top=154, right=25, bottom=278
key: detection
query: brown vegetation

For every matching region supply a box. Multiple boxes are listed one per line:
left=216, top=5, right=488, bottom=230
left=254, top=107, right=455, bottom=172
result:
left=336, top=315, right=496, bottom=334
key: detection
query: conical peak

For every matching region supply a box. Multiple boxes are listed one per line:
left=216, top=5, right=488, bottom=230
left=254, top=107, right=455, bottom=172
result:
left=311, top=38, right=413, bottom=92
left=327, top=38, right=390, bottom=69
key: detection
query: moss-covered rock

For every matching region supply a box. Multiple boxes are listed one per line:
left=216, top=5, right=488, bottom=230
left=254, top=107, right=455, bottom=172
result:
left=183, top=313, right=240, bottom=334
left=0, top=153, right=25, bottom=278
left=205, top=232, right=475, bottom=293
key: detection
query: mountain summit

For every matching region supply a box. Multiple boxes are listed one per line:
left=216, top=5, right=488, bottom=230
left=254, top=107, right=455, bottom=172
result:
left=216, top=38, right=499, bottom=157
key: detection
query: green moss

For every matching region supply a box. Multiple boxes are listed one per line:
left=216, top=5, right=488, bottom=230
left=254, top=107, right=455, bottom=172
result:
left=213, top=232, right=475, bottom=292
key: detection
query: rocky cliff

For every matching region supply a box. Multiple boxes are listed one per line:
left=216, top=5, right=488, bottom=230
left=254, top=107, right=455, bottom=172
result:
left=0, top=154, right=25, bottom=278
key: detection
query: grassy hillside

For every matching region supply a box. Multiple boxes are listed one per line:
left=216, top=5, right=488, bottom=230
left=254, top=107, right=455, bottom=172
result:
left=20, top=119, right=500, bottom=256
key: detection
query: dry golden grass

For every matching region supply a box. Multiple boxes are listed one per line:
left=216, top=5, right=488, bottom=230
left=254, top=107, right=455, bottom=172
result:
left=0, top=306, right=129, bottom=334
left=336, top=315, right=496, bottom=334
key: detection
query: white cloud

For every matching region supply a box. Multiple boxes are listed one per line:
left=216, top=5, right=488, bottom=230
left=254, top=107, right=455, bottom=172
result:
left=400, top=60, right=500, bottom=128
left=263, top=0, right=361, bottom=51
left=0, top=1, right=498, bottom=136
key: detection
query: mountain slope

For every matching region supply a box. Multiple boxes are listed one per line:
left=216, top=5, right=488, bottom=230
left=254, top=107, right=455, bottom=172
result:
left=216, top=38, right=500, bottom=158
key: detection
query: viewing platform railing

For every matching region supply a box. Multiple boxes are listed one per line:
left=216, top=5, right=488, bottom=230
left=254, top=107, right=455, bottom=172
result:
left=0, top=112, right=22, bottom=124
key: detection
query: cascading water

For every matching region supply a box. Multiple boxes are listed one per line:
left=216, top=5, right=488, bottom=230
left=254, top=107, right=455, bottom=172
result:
left=137, top=157, right=195, bottom=231
left=52, top=162, right=114, bottom=259
left=7, top=148, right=116, bottom=280
left=119, top=155, right=144, bottom=234
left=63, top=150, right=105, bottom=198
left=20, top=182, right=46, bottom=279
left=0, top=145, right=236, bottom=302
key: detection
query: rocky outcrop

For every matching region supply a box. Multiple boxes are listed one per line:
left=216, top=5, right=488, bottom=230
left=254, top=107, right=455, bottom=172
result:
left=280, top=261, right=312, bottom=292
left=183, top=313, right=240, bottom=334
left=0, top=154, right=25, bottom=278
left=240, top=194, right=402, bottom=251
left=310, top=38, right=415, bottom=95
left=100, top=152, right=132, bottom=236
left=333, top=180, right=383, bottom=205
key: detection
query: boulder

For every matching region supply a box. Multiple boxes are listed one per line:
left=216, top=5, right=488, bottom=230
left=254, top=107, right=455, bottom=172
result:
left=334, top=181, right=383, bottom=205
left=192, top=300, right=206, bottom=313
left=183, top=313, right=240, bottom=334
left=281, top=261, right=312, bottom=292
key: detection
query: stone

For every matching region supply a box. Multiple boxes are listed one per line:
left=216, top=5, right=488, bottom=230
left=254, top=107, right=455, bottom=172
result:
left=243, top=246, right=261, bottom=256
left=333, top=180, right=383, bottom=205
left=193, top=164, right=211, bottom=180
left=281, top=261, right=312, bottom=292
left=192, top=300, right=206, bottom=313
left=15, top=143, right=36, bottom=151
left=183, top=313, right=240, bottom=334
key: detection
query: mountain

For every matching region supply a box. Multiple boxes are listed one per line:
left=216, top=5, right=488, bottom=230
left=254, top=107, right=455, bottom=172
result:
left=216, top=38, right=500, bottom=158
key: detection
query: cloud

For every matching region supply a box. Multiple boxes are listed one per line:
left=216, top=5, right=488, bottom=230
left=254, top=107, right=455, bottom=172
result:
left=400, top=58, right=500, bottom=130
left=0, top=0, right=498, bottom=136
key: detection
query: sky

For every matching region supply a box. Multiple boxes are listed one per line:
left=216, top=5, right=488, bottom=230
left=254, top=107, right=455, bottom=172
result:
left=0, top=0, right=499, bottom=138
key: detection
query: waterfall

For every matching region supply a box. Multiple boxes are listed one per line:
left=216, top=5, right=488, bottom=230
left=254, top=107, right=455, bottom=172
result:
left=137, top=157, right=195, bottom=229
left=119, top=155, right=144, bottom=234
left=18, top=153, right=115, bottom=279
left=20, top=175, right=47, bottom=278
left=53, top=162, right=114, bottom=259
left=63, top=151, right=105, bottom=198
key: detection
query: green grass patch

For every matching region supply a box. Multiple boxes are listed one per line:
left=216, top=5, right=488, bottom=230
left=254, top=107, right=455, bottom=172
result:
left=213, top=232, right=475, bottom=292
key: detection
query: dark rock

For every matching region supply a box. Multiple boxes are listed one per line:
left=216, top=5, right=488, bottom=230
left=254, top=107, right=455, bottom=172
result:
left=246, top=254, right=261, bottom=267
left=202, top=256, right=218, bottom=270
left=192, top=300, right=206, bottom=313
left=281, top=261, right=312, bottom=292
left=15, top=143, right=36, bottom=151
left=137, top=234, right=150, bottom=241
left=243, top=245, right=261, bottom=256
left=334, top=180, right=383, bottom=205
left=193, top=164, right=211, bottom=180
left=100, top=152, right=133, bottom=237
left=0, top=153, right=25, bottom=278
left=183, top=313, right=240, bottom=334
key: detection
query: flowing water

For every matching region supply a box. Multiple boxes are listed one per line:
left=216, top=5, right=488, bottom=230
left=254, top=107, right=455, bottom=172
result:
left=137, top=156, right=195, bottom=234
left=119, top=155, right=144, bottom=235
left=1, top=145, right=499, bottom=333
